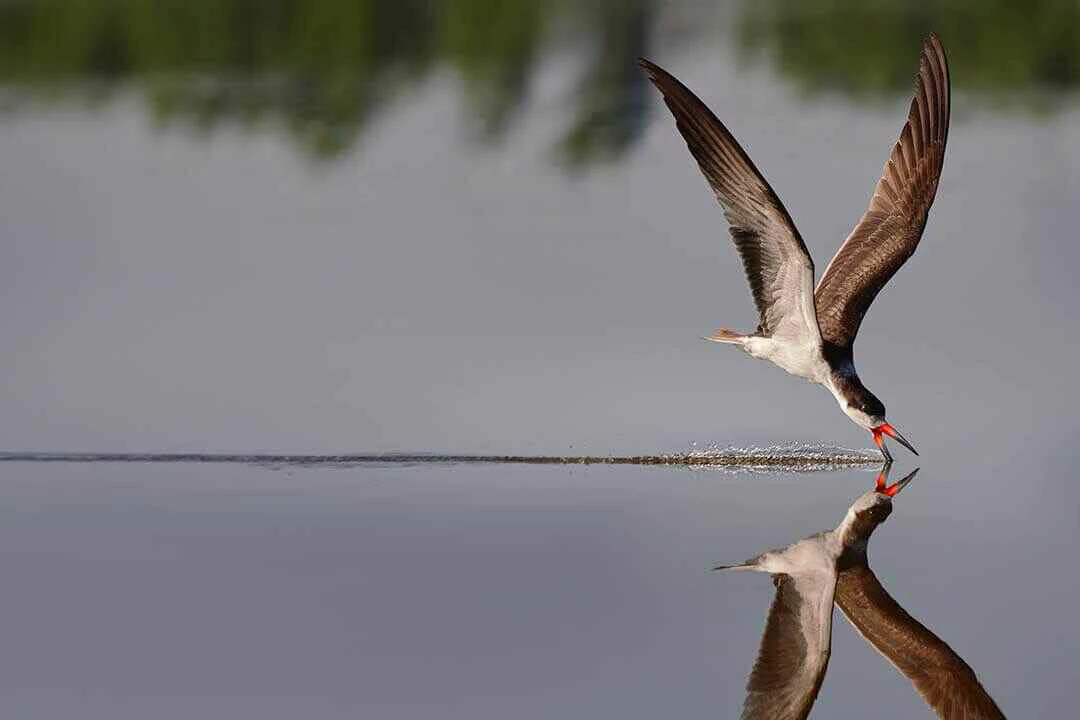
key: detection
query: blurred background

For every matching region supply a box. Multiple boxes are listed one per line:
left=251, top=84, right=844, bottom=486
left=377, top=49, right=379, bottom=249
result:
left=3, top=0, right=1079, bottom=160
left=1, top=1, right=1079, bottom=718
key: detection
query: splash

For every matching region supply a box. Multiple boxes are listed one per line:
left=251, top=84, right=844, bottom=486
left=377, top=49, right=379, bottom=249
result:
left=680, top=442, right=881, bottom=472
left=0, top=443, right=880, bottom=472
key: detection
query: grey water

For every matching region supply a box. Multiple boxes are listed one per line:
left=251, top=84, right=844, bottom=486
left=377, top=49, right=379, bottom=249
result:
left=2, top=1, right=1080, bottom=717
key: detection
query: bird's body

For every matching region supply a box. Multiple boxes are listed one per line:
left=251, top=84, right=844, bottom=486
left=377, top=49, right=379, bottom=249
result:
left=741, top=335, right=830, bottom=384
left=717, top=469, right=916, bottom=719
left=641, top=33, right=951, bottom=459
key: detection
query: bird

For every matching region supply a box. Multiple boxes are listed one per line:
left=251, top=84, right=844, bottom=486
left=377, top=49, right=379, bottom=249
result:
left=835, top=507, right=1006, bottom=719
left=715, top=466, right=917, bottom=719
left=640, top=33, right=950, bottom=461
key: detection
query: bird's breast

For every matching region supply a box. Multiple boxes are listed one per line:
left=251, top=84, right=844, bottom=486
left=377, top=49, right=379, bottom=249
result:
left=743, top=337, right=830, bottom=384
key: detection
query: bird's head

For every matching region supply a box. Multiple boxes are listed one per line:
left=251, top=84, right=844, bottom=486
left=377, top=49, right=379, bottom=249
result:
left=836, top=378, right=917, bottom=461
left=842, top=466, right=918, bottom=543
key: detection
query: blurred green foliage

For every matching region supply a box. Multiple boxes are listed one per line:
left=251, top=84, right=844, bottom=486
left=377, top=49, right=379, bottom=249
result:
left=740, top=0, right=1080, bottom=108
left=0, top=0, right=570, bottom=159
left=0, top=0, right=1078, bottom=163
left=557, top=0, right=649, bottom=169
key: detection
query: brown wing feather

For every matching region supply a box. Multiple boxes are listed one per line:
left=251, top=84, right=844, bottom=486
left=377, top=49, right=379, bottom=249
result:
left=640, top=59, right=817, bottom=340
left=741, top=574, right=833, bottom=720
left=814, top=33, right=950, bottom=350
left=836, top=565, right=1005, bottom=719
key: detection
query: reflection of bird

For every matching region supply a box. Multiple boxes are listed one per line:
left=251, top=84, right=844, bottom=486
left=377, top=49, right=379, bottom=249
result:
left=640, top=34, right=951, bottom=461
left=715, top=467, right=916, bottom=719
left=835, top=516, right=1006, bottom=718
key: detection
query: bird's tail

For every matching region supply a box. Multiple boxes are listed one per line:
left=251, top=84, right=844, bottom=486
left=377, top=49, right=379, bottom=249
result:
left=704, top=328, right=748, bottom=344
left=712, top=554, right=766, bottom=572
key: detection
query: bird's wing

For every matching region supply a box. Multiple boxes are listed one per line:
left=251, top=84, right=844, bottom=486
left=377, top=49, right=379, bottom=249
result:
left=741, top=572, right=835, bottom=720
left=835, top=564, right=1005, bottom=720
left=641, top=59, right=819, bottom=345
left=814, top=33, right=950, bottom=351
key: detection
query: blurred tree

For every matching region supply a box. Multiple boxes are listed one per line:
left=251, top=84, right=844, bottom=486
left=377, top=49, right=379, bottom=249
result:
left=559, top=0, right=650, bottom=169
left=0, top=0, right=1078, bottom=164
left=740, top=0, right=1080, bottom=108
left=439, top=0, right=546, bottom=141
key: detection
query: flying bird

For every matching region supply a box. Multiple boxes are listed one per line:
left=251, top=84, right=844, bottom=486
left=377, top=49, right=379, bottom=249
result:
left=835, top=509, right=1006, bottom=719
left=640, top=33, right=950, bottom=461
left=715, top=467, right=917, bottom=719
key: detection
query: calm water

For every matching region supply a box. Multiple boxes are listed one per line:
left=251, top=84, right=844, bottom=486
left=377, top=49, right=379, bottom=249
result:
left=2, top=1, right=1079, bottom=717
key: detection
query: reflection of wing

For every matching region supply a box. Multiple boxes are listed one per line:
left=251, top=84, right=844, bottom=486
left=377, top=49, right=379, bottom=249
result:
left=640, top=59, right=820, bottom=345
left=814, top=33, right=950, bottom=350
left=742, top=573, right=834, bottom=720
left=836, top=565, right=1005, bottom=719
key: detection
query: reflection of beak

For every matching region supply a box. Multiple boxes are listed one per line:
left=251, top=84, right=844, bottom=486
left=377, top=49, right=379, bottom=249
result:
left=873, top=422, right=918, bottom=458
left=875, top=465, right=919, bottom=496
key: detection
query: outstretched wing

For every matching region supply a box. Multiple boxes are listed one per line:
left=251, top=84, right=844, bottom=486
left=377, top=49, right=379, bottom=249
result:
left=641, top=59, right=820, bottom=344
left=836, top=564, right=1005, bottom=720
left=741, top=573, right=835, bottom=720
left=814, top=33, right=950, bottom=350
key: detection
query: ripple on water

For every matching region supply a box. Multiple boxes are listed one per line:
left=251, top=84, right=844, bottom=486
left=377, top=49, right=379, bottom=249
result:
left=0, top=443, right=880, bottom=472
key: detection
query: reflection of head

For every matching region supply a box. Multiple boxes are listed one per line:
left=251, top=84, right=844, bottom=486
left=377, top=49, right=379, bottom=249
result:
left=838, top=488, right=895, bottom=554
left=837, top=467, right=916, bottom=565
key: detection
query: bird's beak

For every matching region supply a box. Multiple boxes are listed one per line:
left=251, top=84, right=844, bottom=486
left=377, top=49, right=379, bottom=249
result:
left=873, top=422, right=918, bottom=457
left=875, top=466, right=919, bottom=497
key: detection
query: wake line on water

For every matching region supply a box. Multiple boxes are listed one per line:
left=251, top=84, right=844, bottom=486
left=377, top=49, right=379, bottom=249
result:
left=0, top=443, right=880, bottom=471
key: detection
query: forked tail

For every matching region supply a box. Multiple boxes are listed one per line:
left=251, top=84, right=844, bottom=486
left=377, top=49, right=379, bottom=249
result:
left=704, top=328, right=748, bottom=344
left=713, top=554, right=767, bottom=572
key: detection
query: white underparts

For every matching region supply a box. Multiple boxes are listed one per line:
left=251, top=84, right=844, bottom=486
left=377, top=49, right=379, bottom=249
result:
left=741, top=336, right=831, bottom=385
